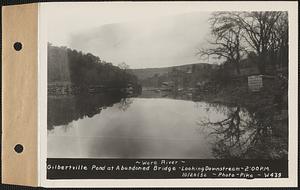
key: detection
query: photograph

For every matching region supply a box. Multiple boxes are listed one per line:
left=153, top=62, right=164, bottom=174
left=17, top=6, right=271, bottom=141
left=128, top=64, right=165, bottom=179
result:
left=46, top=4, right=289, bottom=161
left=0, top=1, right=296, bottom=188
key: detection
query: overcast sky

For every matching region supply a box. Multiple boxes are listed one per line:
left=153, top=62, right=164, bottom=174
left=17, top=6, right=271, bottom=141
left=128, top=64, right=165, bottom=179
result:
left=43, top=2, right=212, bottom=68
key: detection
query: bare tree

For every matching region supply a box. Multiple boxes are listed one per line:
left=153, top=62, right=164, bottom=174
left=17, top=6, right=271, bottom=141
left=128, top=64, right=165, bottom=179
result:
left=198, top=12, right=245, bottom=75
left=199, top=11, right=288, bottom=75
left=232, top=11, right=284, bottom=73
left=118, top=62, right=130, bottom=70
left=269, top=12, right=288, bottom=69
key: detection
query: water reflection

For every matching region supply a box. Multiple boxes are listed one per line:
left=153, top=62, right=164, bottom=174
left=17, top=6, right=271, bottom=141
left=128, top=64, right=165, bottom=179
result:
left=48, top=98, right=221, bottom=158
left=117, top=98, right=134, bottom=111
left=139, top=88, right=193, bottom=101
left=48, top=92, right=133, bottom=130
left=48, top=91, right=287, bottom=159
left=198, top=104, right=288, bottom=159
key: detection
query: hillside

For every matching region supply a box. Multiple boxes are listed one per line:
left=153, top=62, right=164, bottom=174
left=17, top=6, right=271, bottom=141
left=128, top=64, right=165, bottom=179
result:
left=47, top=43, right=139, bottom=91
left=130, top=67, right=170, bottom=80
left=131, top=63, right=211, bottom=80
left=131, top=63, right=216, bottom=88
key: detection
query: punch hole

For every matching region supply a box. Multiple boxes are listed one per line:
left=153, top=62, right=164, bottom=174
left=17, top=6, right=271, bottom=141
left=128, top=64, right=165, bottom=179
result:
left=14, top=144, right=24, bottom=153
left=13, top=42, right=22, bottom=51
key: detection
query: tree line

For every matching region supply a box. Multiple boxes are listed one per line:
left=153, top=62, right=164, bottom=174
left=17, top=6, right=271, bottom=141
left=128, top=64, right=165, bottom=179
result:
left=48, top=43, right=138, bottom=89
left=198, top=11, right=288, bottom=75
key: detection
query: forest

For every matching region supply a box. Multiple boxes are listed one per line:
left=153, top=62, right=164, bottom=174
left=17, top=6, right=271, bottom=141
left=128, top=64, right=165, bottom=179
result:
left=47, top=43, right=139, bottom=93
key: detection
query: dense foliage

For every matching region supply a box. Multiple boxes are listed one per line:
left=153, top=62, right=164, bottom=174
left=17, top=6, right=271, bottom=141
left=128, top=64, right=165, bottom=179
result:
left=48, top=43, right=138, bottom=88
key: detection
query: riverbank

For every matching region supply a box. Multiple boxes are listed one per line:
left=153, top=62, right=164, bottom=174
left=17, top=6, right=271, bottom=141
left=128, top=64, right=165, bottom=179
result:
left=48, top=83, right=142, bottom=96
left=194, top=77, right=288, bottom=159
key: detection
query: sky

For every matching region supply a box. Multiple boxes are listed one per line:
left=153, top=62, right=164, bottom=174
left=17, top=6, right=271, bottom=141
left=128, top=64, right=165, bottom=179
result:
left=43, top=2, right=213, bottom=68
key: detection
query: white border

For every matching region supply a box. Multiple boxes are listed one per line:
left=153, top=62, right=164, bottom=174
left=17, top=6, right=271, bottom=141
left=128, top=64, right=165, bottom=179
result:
left=38, top=1, right=298, bottom=188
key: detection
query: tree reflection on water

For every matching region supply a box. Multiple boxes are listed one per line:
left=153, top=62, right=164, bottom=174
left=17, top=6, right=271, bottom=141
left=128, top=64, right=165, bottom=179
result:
left=199, top=103, right=288, bottom=159
left=48, top=89, right=287, bottom=159
left=48, top=92, right=135, bottom=130
left=117, top=98, right=134, bottom=111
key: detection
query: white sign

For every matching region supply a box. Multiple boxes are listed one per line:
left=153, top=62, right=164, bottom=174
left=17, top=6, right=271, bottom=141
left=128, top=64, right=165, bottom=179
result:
left=248, top=75, right=263, bottom=92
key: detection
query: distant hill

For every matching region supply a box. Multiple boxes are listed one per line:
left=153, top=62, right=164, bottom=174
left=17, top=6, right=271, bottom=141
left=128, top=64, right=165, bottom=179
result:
left=130, top=63, right=211, bottom=80
left=130, top=63, right=216, bottom=88
left=130, top=67, right=170, bottom=80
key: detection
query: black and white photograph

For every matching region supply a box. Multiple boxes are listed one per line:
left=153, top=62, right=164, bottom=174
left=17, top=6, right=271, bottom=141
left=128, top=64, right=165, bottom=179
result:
left=42, top=2, right=296, bottom=184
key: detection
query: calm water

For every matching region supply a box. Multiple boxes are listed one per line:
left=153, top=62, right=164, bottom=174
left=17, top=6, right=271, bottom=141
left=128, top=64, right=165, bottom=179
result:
left=48, top=92, right=287, bottom=159
left=48, top=95, right=233, bottom=158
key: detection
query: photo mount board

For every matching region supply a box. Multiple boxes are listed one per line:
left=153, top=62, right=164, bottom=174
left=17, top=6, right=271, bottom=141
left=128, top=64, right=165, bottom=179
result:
left=1, top=1, right=299, bottom=188
left=2, top=3, right=38, bottom=187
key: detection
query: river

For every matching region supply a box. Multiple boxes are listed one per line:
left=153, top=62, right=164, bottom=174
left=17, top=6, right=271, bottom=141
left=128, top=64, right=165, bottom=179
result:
left=48, top=91, right=287, bottom=159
